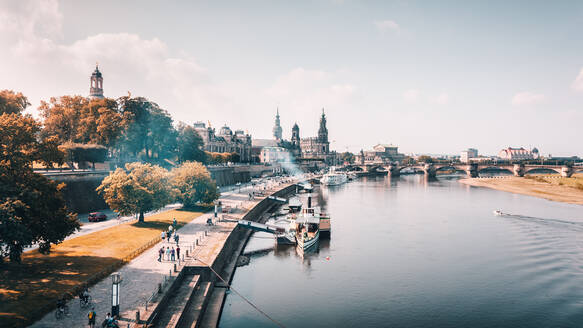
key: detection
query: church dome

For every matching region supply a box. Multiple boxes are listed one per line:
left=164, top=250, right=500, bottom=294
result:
left=92, top=65, right=102, bottom=78
left=531, top=147, right=539, bottom=153
left=218, top=125, right=233, bottom=136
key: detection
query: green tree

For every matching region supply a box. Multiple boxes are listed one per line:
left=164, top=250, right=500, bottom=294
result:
left=171, top=161, right=219, bottom=208
left=0, top=90, right=30, bottom=115
left=176, top=122, right=206, bottom=163
left=117, top=96, right=178, bottom=164
left=0, top=111, right=78, bottom=263
left=97, top=162, right=174, bottom=222
left=340, top=151, right=354, bottom=164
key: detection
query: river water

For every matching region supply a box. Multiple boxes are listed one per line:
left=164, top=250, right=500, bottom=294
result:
left=219, top=175, right=583, bottom=327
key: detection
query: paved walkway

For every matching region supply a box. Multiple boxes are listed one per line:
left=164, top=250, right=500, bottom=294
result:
left=29, top=179, right=296, bottom=328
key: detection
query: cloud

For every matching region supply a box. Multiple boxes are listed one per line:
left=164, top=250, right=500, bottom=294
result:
left=0, top=0, right=228, bottom=124
left=373, top=20, right=400, bottom=33
left=571, top=68, right=583, bottom=91
left=403, top=89, right=420, bottom=103
left=433, top=93, right=449, bottom=105
left=511, top=91, right=545, bottom=106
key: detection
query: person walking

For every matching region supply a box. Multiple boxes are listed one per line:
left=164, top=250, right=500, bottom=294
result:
left=176, top=246, right=181, bottom=261
left=164, top=247, right=170, bottom=261
left=87, top=307, right=96, bottom=328
left=166, top=230, right=171, bottom=242
left=171, top=247, right=175, bottom=261
left=174, top=233, right=179, bottom=245
left=158, top=247, right=164, bottom=262
left=160, top=231, right=165, bottom=242
left=172, top=218, right=177, bottom=230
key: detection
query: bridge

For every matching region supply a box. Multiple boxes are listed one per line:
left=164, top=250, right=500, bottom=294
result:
left=351, top=162, right=582, bottom=178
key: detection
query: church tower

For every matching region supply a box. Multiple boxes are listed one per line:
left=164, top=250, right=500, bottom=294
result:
left=89, top=65, right=104, bottom=99
left=273, top=108, right=283, bottom=140
left=318, top=108, right=328, bottom=143
left=291, top=122, right=300, bottom=147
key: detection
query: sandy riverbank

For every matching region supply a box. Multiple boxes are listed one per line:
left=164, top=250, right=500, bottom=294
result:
left=459, top=177, right=583, bottom=205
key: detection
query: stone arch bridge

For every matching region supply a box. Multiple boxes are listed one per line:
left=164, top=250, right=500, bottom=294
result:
left=352, top=162, right=581, bottom=178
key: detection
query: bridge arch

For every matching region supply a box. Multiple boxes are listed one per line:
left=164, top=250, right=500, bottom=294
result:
left=477, top=166, right=513, bottom=176
left=523, top=168, right=562, bottom=175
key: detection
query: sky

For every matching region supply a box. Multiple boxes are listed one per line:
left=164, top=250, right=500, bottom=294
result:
left=0, top=0, right=582, bottom=156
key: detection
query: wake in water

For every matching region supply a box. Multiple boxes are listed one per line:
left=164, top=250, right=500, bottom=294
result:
left=494, top=210, right=583, bottom=231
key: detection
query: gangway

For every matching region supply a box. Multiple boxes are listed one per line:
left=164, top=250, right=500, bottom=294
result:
left=267, top=196, right=287, bottom=203
left=237, top=220, right=285, bottom=234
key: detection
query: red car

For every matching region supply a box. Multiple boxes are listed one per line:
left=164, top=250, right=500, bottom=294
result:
left=88, top=212, right=107, bottom=222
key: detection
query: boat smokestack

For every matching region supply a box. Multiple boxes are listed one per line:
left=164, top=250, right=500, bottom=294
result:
left=308, top=195, right=312, bottom=208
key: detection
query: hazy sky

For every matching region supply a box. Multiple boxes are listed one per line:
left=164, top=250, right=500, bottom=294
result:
left=1, top=0, right=582, bottom=156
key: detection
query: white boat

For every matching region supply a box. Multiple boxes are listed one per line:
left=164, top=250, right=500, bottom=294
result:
left=295, top=215, right=320, bottom=252
left=320, top=172, right=347, bottom=186
left=493, top=210, right=503, bottom=216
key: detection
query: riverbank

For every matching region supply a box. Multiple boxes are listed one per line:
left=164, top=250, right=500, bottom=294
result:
left=459, top=176, right=583, bottom=205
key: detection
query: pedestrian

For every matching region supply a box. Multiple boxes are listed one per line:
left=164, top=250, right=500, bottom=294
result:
left=174, top=233, right=179, bottom=245
left=173, top=218, right=177, bottom=229
left=158, top=247, right=164, bottom=262
left=171, top=247, right=175, bottom=261
left=166, top=230, right=171, bottom=242
left=88, top=307, right=96, bottom=328
left=160, top=231, right=165, bottom=242
left=165, top=247, right=170, bottom=261
left=176, top=246, right=180, bottom=260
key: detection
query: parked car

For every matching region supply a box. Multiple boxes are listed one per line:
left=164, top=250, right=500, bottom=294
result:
left=88, top=212, right=107, bottom=222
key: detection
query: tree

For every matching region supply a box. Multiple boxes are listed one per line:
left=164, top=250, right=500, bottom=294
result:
left=176, top=122, right=206, bottom=163
left=0, top=111, right=78, bottom=263
left=36, top=136, right=65, bottom=169
left=340, top=152, right=354, bottom=164
left=417, top=155, right=434, bottom=163
left=116, top=96, right=178, bottom=164
left=39, top=96, right=123, bottom=148
left=97, top=162, right=174, bottom=222
left=0, top=90, right=30, bottom=115
left=59, top=143, right=107, bottom=170
left=171, top=162, right=219, bottom=208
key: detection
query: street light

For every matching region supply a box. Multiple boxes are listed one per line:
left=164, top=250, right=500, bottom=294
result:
left=111, top=272, right=122, bottom=317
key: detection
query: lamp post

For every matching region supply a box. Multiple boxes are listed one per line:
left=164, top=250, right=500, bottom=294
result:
left=111, top=273, right=121, bottom=317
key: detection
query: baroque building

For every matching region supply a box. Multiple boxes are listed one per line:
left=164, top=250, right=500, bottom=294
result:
left=300, top=109, right=331, bottom=162
left=89, top=65, right=104, bottom=99
left=193, top=121, right=252, bottom=162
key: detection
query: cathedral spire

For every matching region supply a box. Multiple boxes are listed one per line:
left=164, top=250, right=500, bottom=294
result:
left=273, top=107, right=283, bottom=140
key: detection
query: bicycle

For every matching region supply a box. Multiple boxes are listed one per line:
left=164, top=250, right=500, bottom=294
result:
left=54, top=304, right=69, bottom=319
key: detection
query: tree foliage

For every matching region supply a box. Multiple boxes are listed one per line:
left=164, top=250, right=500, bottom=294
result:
left=0, top=104, right=78, bottom=263
left=59, top=143, right=107, bottom=169
left=340, top=152, right=354, bottom=164
left=176, top=122, right=206, bottom=163
left=205, top=152, right=239, bottom=164
left=417, top=155, right=434, bottom=163
left=0, top=90, right=30, bottom=115
left=97, top=162, right=174, bottom=222
left=116, top=96, right=177, bottom=164
left=171, top=161, right=219, bottom=208
left=39, top=96, right=123, bottom=148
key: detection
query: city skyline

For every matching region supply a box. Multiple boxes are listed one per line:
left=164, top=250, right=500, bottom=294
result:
left=1, top=0, right=582, bottom=156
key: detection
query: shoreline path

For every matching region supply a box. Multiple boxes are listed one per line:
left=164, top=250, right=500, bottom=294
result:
left=30, top=179, right=294, bottom=328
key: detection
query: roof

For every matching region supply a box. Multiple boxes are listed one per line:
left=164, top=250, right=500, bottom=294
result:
left=252, top=139, right=278, bottom=147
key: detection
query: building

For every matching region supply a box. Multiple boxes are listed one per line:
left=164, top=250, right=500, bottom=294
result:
left=273, top=108, right=283, bottom=140
left=260, top=146, right=292, bottom=163
left=497, top=147, right=539, bottom=160
left=354, top=144, right=405, bottom=164
left=300, top=109, right=331, bottom=162
left=89, top=65, right=104, bottom=99
left=193, top=121, right=252, bottom=162
left=460, top=148, right=478, bottom=163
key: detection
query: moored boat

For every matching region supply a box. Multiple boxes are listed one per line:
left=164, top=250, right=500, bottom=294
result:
left=321, top=172, right=347, bottom=186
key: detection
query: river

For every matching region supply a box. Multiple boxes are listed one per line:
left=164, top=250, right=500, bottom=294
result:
left=219, top=175, right=583, bottom=327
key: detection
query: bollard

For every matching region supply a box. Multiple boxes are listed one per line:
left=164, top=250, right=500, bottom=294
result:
left=136, top=310, right=140, bottom=322
left=196, top=239, right=199, bottom=246
left=169, top=269, right=172, bottom=277
left=186, top=250, right=189, bottom=257
left=158, top=283, right=162, bottom=293
left=205, top=230, right=208, bottom=236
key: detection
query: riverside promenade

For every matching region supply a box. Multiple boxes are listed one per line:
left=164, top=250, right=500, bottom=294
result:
left=30, top=178, right=297, bottom=328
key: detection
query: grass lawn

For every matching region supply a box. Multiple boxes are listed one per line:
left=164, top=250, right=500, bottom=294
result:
left=0, top=207, right=206, bottom=327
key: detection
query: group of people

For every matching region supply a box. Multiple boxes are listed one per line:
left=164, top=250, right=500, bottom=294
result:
left=158, top=245, right=181, bottom=262
left=87, top=309, right=119, bottom=328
